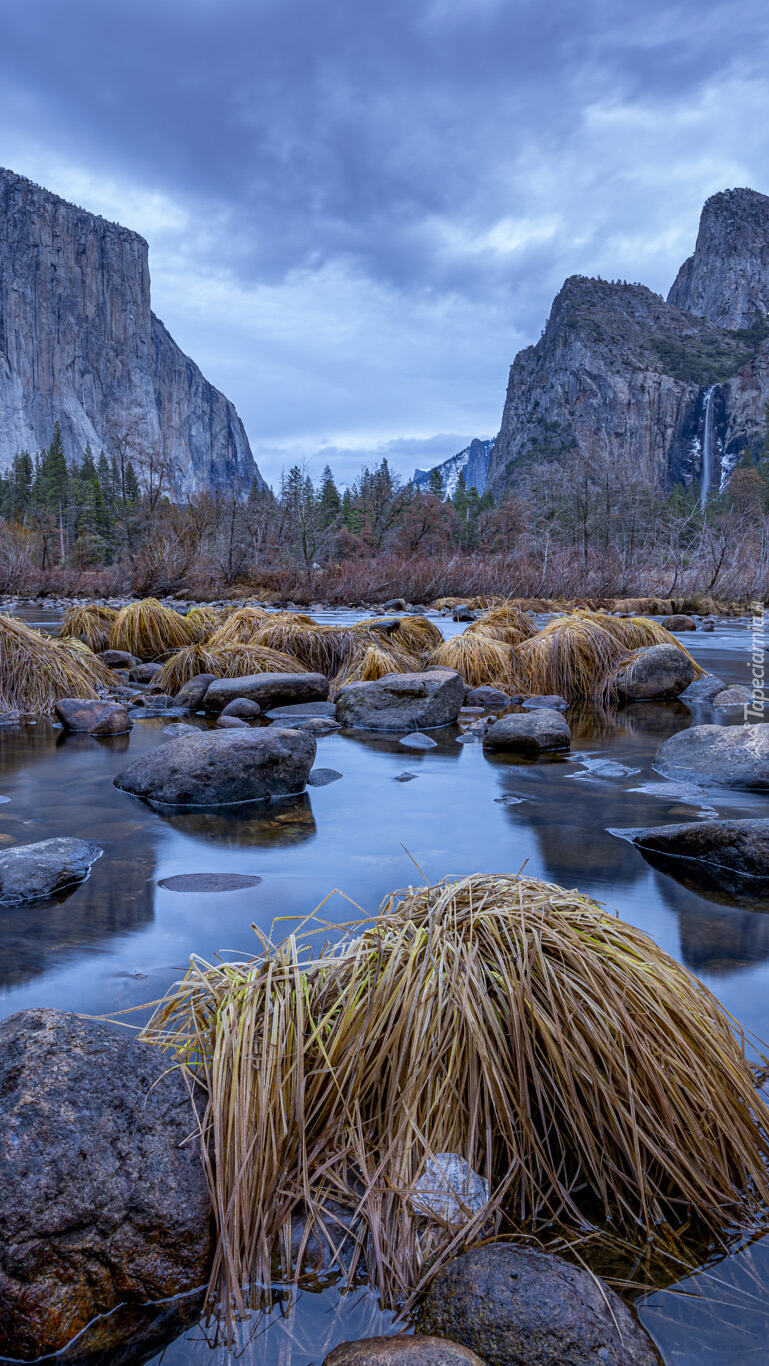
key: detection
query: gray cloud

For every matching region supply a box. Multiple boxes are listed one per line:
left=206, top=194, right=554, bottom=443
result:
left=1, top=0, right=769, bottom=484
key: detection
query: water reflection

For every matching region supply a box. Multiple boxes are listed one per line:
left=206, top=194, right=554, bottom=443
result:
left=164, top=794, right=317, bottom=848
left=640, top=1232, right=769, bottom=1365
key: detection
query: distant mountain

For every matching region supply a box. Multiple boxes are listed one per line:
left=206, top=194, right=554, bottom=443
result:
left=413, top=437, right=494, bottom=497
left=0, top=168, right=265, bottom=495
left=485, top=187, right=769, bottom=501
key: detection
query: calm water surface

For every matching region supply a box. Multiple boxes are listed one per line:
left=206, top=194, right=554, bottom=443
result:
left=2, top=609, right=768, bottom=1365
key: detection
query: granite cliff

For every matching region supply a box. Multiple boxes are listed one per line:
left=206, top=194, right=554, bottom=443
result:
left=487, top=188, right=769, bottom=500
left=413, top=437, right=494, bottom=496
left=0, top=168, right=263, bottom=495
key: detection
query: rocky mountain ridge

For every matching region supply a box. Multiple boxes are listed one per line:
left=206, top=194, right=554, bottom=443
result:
left=486, top=187, right=769, bottom=500
left=0, top=168, right=264, bottom=495
left=413, top=437, right=494, bottom=496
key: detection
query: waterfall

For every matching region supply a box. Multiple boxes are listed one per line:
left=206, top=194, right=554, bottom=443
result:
left=700, top=386, right=716, bottom=513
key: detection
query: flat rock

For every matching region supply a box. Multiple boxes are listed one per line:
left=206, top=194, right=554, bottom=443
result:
left=482, top=709, right=570, bottom=755
left=399, top=732, right=438, bottom=750
left=655, top=722, right=769, bottom=789
left=158, top=872, right=262, bottom=892
left=221, top=697, right=262, bottom=719
left=464, top=686, right=511, bottom=708
left=174, top=673, right=216, bottom=709
left=307, top=767, right=343, bottom=786
left=415, top=1243, right=659, bottom=1366
left=289, top=716, right=342, bottom=735
left=614, top=644, right=695, bottom=700
left=336, top=670, right=465, bottom=732
left=265, top=700, right=337, bottom=719
left=522, top=694, right=568, bottom=711
left=614, top=817, right=769, bottom=903
left=216, top=714, right=248, bottom=728
left=0, top=1009, right=212, bottom=1361
left=54, top=697, right=132, bottom=735
left=0, top=837, right=102, bottom=904
left=204, top=672, right=329, bottom=712
left=680, top=674, right=727, bottom=702
left=114, top=727, right=316, bottom=808
left=324, top=1337, right=485, bottom=1366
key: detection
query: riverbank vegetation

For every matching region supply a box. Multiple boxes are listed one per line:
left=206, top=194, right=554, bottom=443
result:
left=2, top=425, right=769, bottom=604
left=142, top=872, right=769, bottom=1324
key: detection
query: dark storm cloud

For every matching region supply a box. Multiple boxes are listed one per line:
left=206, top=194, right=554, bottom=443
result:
left=2, top=0, right=769, bottom=482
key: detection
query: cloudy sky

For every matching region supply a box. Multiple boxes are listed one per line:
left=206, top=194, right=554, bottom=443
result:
left=2, top=0, right=768, bottom=487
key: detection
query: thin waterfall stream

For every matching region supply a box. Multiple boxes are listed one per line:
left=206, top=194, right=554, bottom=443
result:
left=700, top=385, right=716, bottom=512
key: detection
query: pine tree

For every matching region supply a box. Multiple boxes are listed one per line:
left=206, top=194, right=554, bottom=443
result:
left=318, top=464, right=341, bottom=527
left=43, top=422, right=69, bottom=512
left=427, top=467, right=445, bottom=497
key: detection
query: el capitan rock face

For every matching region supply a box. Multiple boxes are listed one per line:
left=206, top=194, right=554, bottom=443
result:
left=487, top=188, right=769, bottom=501
left=0, top=167, right=264, bottom=495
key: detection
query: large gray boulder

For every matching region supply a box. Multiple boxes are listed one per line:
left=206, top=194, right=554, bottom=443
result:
left=336, top=670, right=465, bottom=732
left=204, top=672, right=328, bottom=712
left=0, top=837, right=101, bottom=904
left=482, top=709, right=570, bottom=756
left=114, top=727, right=316, bottom=807
left=655, top=722, right=769, bottom=789
left=415, top=1244, right=658, bottom=1366
left=614, top=644, right=695, bottom=700
left=0, top=1009, right=212, bottom=1361
left=615, top=818, right=769, bottom=903
left=324, top=1338, right=485, bottom=1366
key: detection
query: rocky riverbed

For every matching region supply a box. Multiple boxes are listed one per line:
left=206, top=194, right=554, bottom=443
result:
left=1, top=603, right=769, bottom=1365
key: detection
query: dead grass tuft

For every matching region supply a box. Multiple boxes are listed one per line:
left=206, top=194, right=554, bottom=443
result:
left=109, top=599, right=194, bottom=660
left=58, top=603, right=118, bottom=653
left=1, top=614, right=116, bottom=715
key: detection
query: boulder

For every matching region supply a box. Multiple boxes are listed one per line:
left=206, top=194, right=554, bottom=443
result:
left=221, top=697, right=262, bottom=719
left=452, top=605, right=475, bottom=621
left=100, top=649, right=138, bottom=669
left=0, top=1009, right=212, bottom=1361
left=323, top=1338, right=485, bottom=1366
left=522, top=694, right=568, bottom=711
left=336, top=670, right=465, bottom=732
left=174, top=673, right=216, bottom=709
left=54, top=697, right=132, bottom=735
left=665, top=614, right=697, bottom=630
left=713, top=685, right=753, bottom=708
left=114, top=727, right=316, bottom=807
left=680, top=674, right=727, bottom=702
left=216, top=714, right=248, bottom=728
left=204, top=672, right=329, bottom=713
left=614, top=644, right=695, bottom=700
left=0, top=837, right=101, bottom=904
left=129, top=662, right=163, bottom=683
left=482, top=709, right=570, bottom=756
left=614, top=818, right=769, bottom=904
left=655, top=723, right=769, bottom=789
left=464, top=686, right=512, bottom=709
left=415, top=1243, right=658, bottom=1366
left=383, top=598, right=408, bottom=612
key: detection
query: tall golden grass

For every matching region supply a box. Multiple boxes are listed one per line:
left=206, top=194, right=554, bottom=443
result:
left=252, top=620, right=358, bottom=676
left=58, top=602, right=118, bottom=653
left=513, top=616, right=634, bottom=703
left=155, top=642, right=306, bottom=694
left=206, top=605, right=273, bottom=647
left=0, top=614, right=116, bottom=715
left=427, top=632, right=516, bottom=690
left=470, top=603, right=538, bottom=638
left=143, top=872, right=769, bottom=1326
left=355, top=616, right=444, bottom=658
left=108, top=599, right=194, bottom=660
left=575, top=611, right=705, bottom=672
left=331, top=641, right=420, bottom=692
left=184, top=606, right=231, bottom=643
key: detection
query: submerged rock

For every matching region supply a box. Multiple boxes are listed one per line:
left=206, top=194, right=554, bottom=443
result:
left=324, top=1338, right=485, bottom=1366
left=482, top=709, right=570, bottom=756
left=614, top=644, right=695, bottom=701
left=415, top=1243, right=659, bottom=1366
left=336, top=670, right=465, bottom=732
left=54, top=697, right=132, bottom=735
left=712, top=685, right=753, bottom=708
left=399, top=732, right=438, bottom=750
left=615, top=817, right=769, bottom=904
left=0, top=836, right=101, bottom=904
left=204, top=672, right=329, bottom=712
left=655, top=723, right=769, bottom=789
left=0, top=1008, right=212, bottom=1360
left=114, top=727, right=316, bottom=808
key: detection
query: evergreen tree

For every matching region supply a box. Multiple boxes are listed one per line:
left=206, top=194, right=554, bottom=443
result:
left=427, top=468, right=445, bottom=497
left=43, top=422, right=69, bottom=512
left=124, top=461, right=140, bottom=504
left=317, top=464, right=341, bottom=527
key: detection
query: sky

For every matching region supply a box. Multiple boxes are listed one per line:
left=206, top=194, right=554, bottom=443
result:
left=2, top=0, right=769, bottom=489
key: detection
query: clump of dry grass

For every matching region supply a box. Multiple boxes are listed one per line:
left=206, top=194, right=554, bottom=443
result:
left=576, top=611, right=705, bottom=674
left=108, top=598, right=194, bottom=660
left=0, top=614, right=116, bottom=715
left=155, top=642, right=306, bottom=694
left=58, top=602, right=118, bottom=653
left=206, top=606, right=273, bottom=647
left=143, top=871, right=769, bottom=1327
left=427, top=632, right=516, bottom=690
left=514, top=615, right=632, bottom=703
left=471, top=603, right=537, bottom=637
left=252, top=619, right=357, bottom=676
left=331, top=641, right=420, bottom=692
left=355, top=615, right=444, bottom=658
left=184, top=606, right=231, bottom=643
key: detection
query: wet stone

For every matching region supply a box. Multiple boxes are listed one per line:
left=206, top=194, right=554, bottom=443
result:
left=307, top=767, right=344, bottom=786
left=157, top=872, right=263, bottom=892
left=399, top=732, right=438, bottom=750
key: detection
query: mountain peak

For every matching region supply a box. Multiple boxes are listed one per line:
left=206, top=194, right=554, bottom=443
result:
left=668, top=185, right=769, bottom=329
